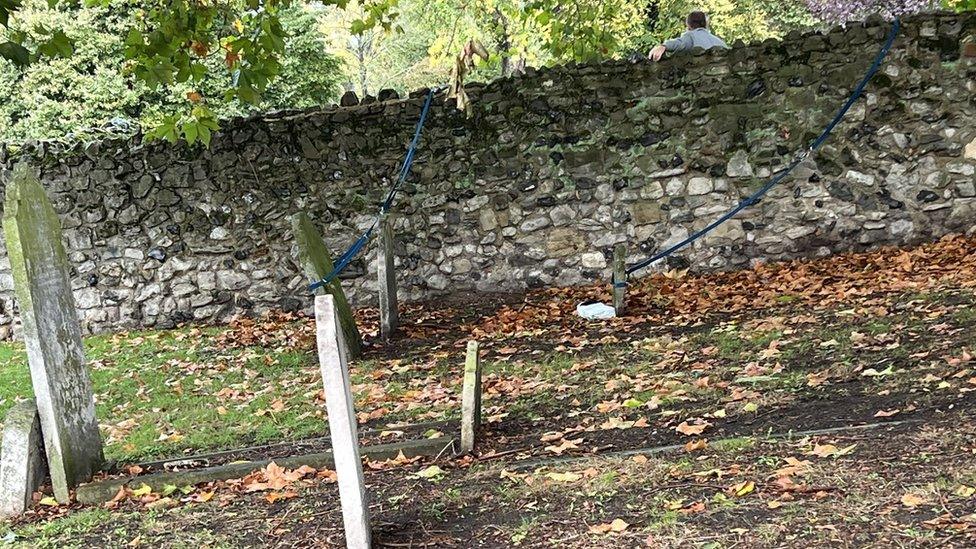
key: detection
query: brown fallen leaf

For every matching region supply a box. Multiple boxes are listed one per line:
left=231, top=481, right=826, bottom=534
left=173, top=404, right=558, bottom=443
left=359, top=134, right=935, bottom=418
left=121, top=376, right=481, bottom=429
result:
left=266, top=491, right=299, bottom=504
left=545, top=437, right=583, bottom=455
left=901, top=493, right=931, bottom=508
left=675, top=419, right=711, bottom=436
left=683, top=439, right=708, bottom=453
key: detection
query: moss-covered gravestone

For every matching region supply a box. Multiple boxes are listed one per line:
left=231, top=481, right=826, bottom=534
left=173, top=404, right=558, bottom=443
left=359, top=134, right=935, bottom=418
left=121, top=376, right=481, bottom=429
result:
left=291, top=213, right=362, bottom=359
left=2, top=164, right=104, bottom=503
left=0, top=400, right=46, bottom=517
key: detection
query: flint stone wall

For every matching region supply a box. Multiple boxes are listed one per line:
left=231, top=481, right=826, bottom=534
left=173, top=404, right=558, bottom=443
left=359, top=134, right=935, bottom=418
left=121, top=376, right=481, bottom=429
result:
left=0, top=13, right=974, bottom=337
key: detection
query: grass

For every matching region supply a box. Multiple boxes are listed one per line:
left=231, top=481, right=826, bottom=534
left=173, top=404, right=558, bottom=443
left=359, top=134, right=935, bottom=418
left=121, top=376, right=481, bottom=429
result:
left=0, top=328, right=335, bottom=463
left=0, top=284, right=972, bottom=469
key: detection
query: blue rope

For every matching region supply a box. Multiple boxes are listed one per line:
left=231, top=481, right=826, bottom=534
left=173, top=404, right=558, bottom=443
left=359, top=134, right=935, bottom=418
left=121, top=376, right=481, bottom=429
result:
left=309, top=89, right=437, bottom=292
left=625, top=19, right=900, bottom=277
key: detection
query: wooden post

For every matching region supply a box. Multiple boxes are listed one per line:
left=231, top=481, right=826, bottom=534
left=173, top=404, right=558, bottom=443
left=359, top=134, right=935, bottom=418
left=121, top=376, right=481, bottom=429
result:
left=377, top=216, right=398, bottom=340
left=315, top=295, right=371, bottom=549
left=460, top=340, right=482, bottom=453
left=612, top=244, right=627, bottom=316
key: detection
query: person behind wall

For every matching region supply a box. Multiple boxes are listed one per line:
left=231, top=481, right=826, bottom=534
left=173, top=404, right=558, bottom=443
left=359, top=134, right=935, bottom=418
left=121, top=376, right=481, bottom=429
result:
left=648, top=11, right=729, bottom=62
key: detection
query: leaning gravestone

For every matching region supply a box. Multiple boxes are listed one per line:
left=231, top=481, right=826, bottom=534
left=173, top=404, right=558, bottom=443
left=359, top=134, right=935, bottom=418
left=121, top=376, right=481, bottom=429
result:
left=0, top=400, right=46, bottom=517
left=315, top=295, right=371, bottom=548
left=2, top=163, right=104, bottom=503
left=291, top=212, right=362, bottom=359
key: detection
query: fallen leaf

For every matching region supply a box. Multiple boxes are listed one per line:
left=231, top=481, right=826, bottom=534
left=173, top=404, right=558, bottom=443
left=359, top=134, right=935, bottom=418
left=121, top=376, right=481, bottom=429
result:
left=190, top=490, right=215, bottom=503
left=683, top=439, right=708, bottom=453
left=729, top=480, right=755, bottom=497
left=589, top=518, right=630, bottom=534
left=414, top=465, right=446, bottom=480
left=546, top=471, right=582, bottom=483
left=38, top=497, right=59, bottom=507
left=266, top=491, right=298, bottom=504
left=675, top=420, right=711, bottom=436
left=545, top=437, right=583, bottom=455
left=808, top=443, right=856, bottom=458
left=901, top=493, right=930, bottom=508
left=954, top=485, right=975, bottom=498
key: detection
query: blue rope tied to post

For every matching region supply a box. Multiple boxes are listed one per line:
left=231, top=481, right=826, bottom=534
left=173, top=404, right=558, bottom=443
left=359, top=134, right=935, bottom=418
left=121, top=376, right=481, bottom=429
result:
left=625, top=18, right=901, bottom=278
left=309, top=89, right=437, bottom=292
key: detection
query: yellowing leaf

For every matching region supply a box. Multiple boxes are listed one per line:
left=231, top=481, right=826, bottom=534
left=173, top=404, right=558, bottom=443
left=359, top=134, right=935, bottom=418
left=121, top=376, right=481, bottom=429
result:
left=589, top=518, right=630, bottom=534
left=191, top=490, right=215, bottom=503
left=609, top=518, right=629, bottom=532
left=38, top=496, right=59, bottom=507
left=729, top=480, right=755, bottom=497
left=414, top=465, right=446, bottom=480
left=545, top=471, right=582, bottom=483
left=130, top=484, right=152, bottom=497
left=955, top=485, right=976, bottom=498
left=901, top=493, right=930, bottom=508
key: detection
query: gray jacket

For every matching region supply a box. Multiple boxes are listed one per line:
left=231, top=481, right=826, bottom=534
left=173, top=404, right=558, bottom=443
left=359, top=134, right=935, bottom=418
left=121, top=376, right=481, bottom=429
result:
left=664, top=28, right=729, bottom=53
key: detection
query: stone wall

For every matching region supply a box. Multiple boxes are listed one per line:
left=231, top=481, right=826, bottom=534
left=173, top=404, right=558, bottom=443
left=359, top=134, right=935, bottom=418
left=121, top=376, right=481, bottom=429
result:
left=0, top=12, right=974, bottom=337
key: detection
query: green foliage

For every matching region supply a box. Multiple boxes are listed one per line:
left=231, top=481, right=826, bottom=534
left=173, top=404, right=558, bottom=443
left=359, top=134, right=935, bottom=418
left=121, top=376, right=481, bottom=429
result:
left=943, top=0, right=976, bottom=10
left=0, top=1, right=343, bottom=143
left=0, top=0, right=828, bottom=144
left=521, top=0, right=645, bottom=62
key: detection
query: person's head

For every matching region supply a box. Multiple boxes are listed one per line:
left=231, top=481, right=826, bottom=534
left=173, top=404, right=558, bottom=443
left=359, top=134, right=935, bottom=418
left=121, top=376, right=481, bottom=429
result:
left=686, top=11, right=708, bottom=30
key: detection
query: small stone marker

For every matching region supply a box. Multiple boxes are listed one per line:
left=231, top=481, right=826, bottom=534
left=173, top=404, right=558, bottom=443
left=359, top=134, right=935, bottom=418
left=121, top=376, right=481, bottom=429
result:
left=314, top=295, right=371, bottom=549
left=460, top=340, right=482, bottom=453
left=3, top=164, right=104, bottom=503
left=612, top=244, right=627, bottom=315
left=0, top=400, right=46, bottom=517
left=292, top=212, right=362, bottom=359
left=376, top=216, right=398, bottom=340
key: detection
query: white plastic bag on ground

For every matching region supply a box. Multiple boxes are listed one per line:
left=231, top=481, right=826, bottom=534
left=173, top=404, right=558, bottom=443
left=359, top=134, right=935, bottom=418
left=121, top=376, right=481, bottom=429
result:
left=576, top=301, right=616, bottom=320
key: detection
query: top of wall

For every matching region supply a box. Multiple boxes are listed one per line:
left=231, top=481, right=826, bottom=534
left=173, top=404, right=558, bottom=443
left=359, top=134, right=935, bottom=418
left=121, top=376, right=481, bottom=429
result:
left=0, top=10, right=973, bottom=170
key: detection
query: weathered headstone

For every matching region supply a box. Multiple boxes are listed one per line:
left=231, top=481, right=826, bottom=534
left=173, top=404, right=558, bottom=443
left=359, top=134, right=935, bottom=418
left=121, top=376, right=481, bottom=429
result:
left=612, top=244, right=627, bottom=315
left=2, top=163, right=104, bottom=503
left=376, top=216, right=398, bottom=340
left=460, top=340, right=482, bottom=453
left=0, top=400, right=46, bottom=517
left=292, top=212, right=362, bottom=359
left=314, top=295, right=371, bottom=549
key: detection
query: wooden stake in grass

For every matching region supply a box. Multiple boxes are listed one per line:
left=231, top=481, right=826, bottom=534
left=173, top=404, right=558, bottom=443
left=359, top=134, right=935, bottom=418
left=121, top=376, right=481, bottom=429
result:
left=612, top=244, right=627, bottom=316
left=460, top=340, right=482, bottom=454
left=377, top=216, right=399, bottom=341
left=315, top=295, right=371, bottom=549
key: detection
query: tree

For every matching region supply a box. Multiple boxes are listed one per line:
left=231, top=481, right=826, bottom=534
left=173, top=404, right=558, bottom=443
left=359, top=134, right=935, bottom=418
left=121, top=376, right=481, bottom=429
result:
left=0, top=0, right=851, bottom=145
left=0, top=1, right=343, bottom=142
